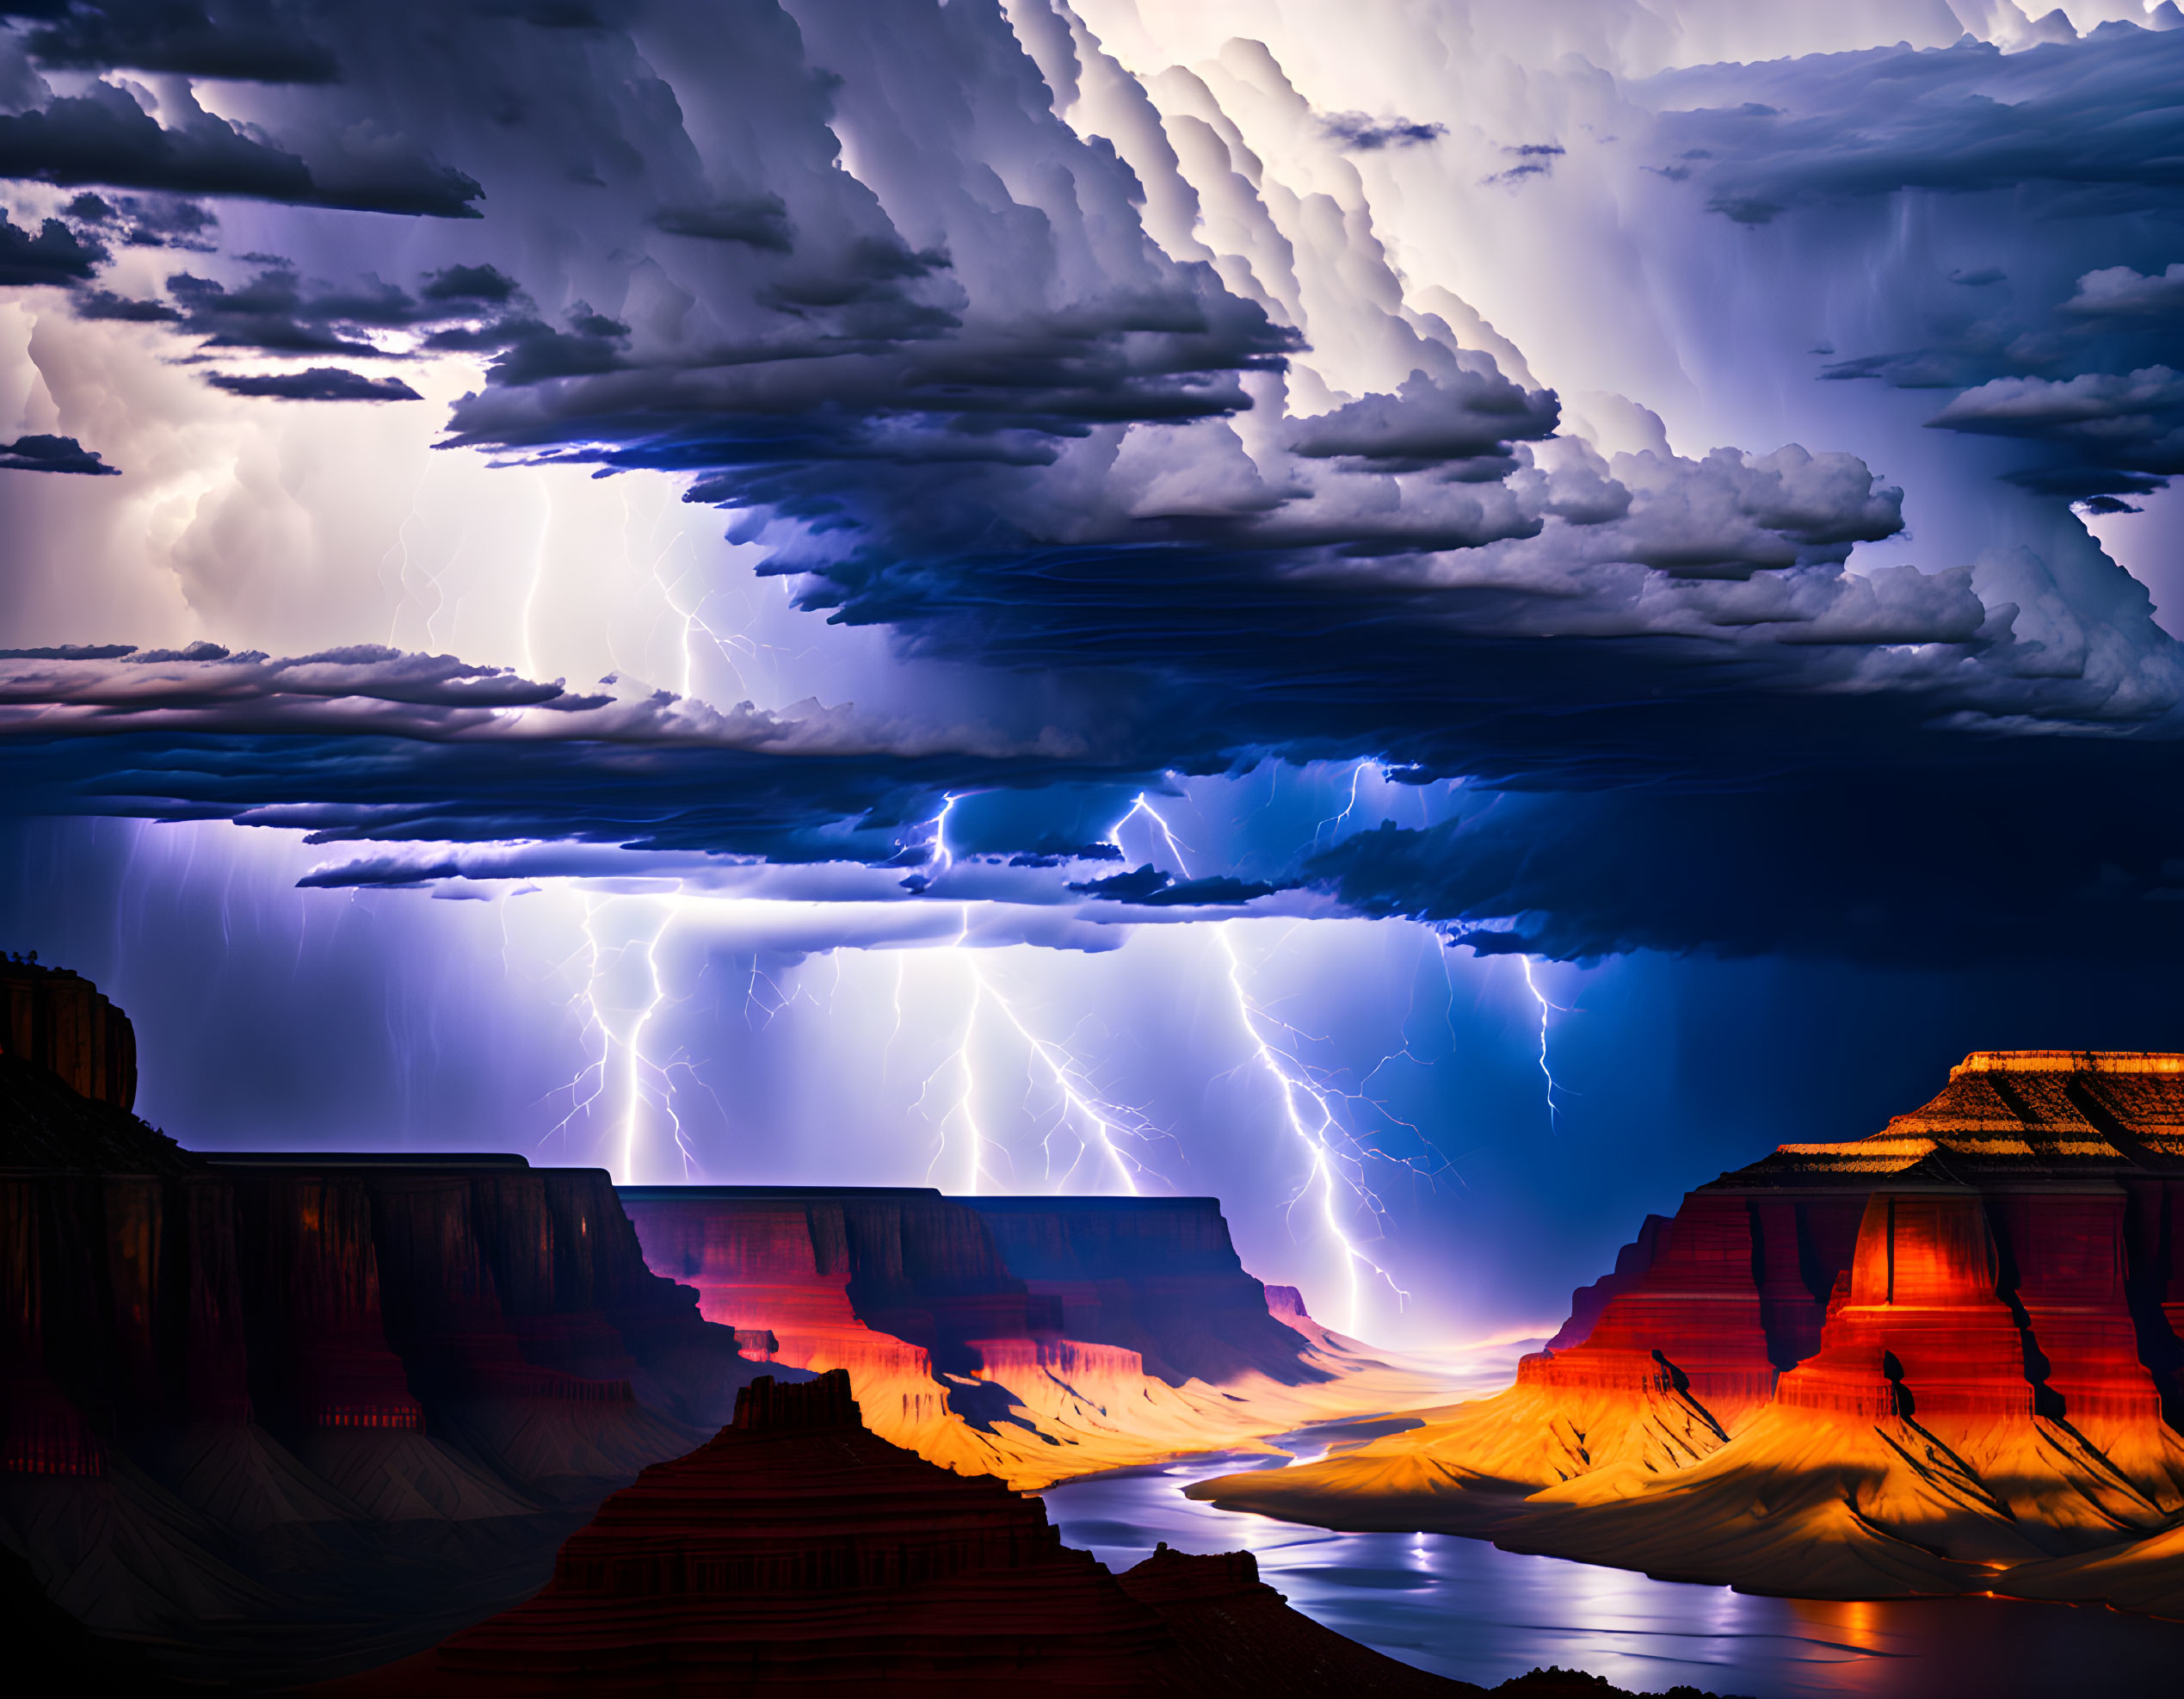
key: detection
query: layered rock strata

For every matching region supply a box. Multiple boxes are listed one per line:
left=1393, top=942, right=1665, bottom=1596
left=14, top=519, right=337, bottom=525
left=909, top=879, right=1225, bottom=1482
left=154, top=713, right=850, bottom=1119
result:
left=620, top=1186, right=1454, bottom=1488
left=0, top=980, right=768, bottom=1684
left=329, top=1368, right=1475, bottom=1696
left=1, top=958, right=136, bottom=1110
left=1192, top=1052, right=2184, bottom=1609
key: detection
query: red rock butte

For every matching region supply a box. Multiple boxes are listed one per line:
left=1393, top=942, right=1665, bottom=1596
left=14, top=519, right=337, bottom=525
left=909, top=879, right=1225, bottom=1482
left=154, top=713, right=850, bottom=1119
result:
left=1189, top=1052, right=2184, bottom=1614
left=329, top=1366, right=1467, bottom=1696
left=2, top=957, right=136, bottom=1110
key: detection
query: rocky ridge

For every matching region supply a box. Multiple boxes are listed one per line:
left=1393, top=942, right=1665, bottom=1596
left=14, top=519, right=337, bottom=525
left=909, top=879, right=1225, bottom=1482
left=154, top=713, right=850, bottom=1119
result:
left=620, top=1185, right=1456, bottom=1488
left=1192, top=1052, right=2184, bottom=1616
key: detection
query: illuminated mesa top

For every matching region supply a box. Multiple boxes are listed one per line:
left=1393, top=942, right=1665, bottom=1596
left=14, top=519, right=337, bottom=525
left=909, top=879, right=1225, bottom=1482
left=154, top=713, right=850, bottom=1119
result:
left=1721, top=1051, right=2184, bottom=1189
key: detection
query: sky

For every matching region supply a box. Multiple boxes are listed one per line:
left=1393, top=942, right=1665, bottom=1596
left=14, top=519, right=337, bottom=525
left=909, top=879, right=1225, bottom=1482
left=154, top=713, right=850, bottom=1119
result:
left=4, top=0, right=2184, bottom=1344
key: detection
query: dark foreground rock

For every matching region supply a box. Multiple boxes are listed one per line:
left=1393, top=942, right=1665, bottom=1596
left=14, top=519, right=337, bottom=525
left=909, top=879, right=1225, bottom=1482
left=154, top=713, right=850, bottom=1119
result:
left=324, top=1369, right=1740, bottom=1698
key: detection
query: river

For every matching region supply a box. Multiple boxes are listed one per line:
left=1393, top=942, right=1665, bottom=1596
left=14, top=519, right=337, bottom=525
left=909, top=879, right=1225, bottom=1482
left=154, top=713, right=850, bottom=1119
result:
left=1037, top=1426, right=2184, bottom=1699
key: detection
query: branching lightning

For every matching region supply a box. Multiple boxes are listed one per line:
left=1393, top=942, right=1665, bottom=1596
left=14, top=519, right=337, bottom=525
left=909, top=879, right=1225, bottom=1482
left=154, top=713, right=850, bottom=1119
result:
left=541, top=892, right=697, bottom=1183
left=911, top=796, right=1154, bottom=1196
left=1110, top=794, right=1410, bottom=1332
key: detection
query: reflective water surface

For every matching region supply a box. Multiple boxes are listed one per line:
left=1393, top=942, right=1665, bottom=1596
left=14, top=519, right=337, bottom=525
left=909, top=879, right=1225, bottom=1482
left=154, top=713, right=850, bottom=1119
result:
left=1038, top=1434, right=2184, bottom=1699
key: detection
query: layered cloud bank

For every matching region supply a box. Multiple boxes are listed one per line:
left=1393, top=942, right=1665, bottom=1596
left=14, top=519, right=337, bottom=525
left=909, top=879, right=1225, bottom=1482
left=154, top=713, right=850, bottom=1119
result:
left=3, top=2, right=2184, bottom=968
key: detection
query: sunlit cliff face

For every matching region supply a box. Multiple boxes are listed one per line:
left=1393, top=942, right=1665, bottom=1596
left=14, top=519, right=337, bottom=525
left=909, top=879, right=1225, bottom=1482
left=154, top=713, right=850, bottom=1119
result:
left=6, top=2, right=2184, bottom=1342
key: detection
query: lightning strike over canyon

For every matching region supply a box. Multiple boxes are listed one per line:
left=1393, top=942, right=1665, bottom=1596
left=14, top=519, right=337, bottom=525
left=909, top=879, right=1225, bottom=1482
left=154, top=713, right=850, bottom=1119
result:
left=10, top=3, right=2184, bottom=1686
left=1113, top=794, right=1409, bottom=1331
left=1519, top=956, right=1569, bottom=1136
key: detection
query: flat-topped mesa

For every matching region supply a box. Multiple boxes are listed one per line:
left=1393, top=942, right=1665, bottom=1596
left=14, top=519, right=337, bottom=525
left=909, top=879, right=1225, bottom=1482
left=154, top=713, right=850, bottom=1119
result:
left=964, top=1195, right=1327, bottom=1386
left=731, top=1367, right=859, bottom=1432
left=0, top=959, right=137, bottom=1111
left=616, top=1185, right=1454, bottom=1494
left=1744, top=1049, right=2184, bottom=1182
left=1718, top=1048, right=2184, bottom=1430
left=620, top=1186, right=1029, bottom=1372
left=1190, top=1049, right=2184, bottom=1599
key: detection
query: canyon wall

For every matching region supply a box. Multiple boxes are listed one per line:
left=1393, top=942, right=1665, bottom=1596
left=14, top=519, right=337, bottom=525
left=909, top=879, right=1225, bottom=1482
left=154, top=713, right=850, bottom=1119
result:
left=1, top=959, right=135, bottom=1111
left=1, top=1152, right=767, bottom=1680
left=963, top=1195, right=1330, bottom=1385
left=1192, top=1052, right=2184, bottom=1612
left=620, top=1185, right=1447, bottom=1489
left=0, top=979, right=767, bottom=1684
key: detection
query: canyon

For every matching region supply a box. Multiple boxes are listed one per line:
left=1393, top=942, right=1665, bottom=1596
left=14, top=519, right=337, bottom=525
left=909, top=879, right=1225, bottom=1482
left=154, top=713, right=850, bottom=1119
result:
left=21, top=961, right=2184, bottom=1682
left=619, top=1185, right=1451, bottom=1488
left=1192, top=1051, right=2184, bottom=1615
left=0, top=968, right=1448, bottom=1684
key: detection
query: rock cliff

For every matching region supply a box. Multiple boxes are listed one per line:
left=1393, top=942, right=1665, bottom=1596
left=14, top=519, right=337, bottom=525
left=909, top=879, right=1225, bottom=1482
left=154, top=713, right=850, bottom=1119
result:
left=620, top=1186, right=1454, bottom=1489
left=1190, top=1051, right=2184, bottom=1612
left=1, top=957, right=136, bottom=1111
left=963, top=1195, right=1333, bottom=1385
left=0, top=974, right=770, bottom=1685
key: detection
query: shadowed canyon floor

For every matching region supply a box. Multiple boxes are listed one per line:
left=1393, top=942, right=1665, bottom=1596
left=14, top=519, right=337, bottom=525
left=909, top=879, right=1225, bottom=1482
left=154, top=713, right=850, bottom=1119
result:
left=1191, top=1053, right=2184, bottom=1619
left=325, top=1369, right=1739, bottom=1698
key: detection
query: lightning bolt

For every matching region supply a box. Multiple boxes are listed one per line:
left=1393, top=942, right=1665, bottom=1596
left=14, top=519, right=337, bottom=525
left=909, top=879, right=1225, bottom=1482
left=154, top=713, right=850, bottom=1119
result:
left=917, top=931, right=1000, bottom=1193
left=910, top=797, right=1153, bottom=1195
left=1311, top=759, right=1372, bottom=848
left=541, top=891, right=694, bottom=1182
left=1519, top=956, right=1568, bottom=1134
left=1110, top=794, right=1409, bottom=1333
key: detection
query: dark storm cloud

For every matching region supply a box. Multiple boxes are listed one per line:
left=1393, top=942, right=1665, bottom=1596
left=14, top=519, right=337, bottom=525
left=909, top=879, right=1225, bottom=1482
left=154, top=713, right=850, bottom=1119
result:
left=108, top=257, right=542, bottom=356
left=1305, top=732, right=2184, bottom=967
left=1650, top=26, right=2184, bottom=220
left=419, top=263, right=520, bottom=304
left=3, top=3, right=2183, bottom=972
left=1069, top=864, right=1284, bottom=908
left=1286, top=369, right=1558, bottom=471
left=1650, top=26, right=2184, bottom=501
left=0, top=433, right=119, bottom=473
left=205, top=366, right=423, bottom=400
left=74, top=286, right=181, bottom=320
left=8, top=1, right=342, bottom=83
left=1318, top=113, right=1447, bottom=151
left=49, top=189, right=218, bottom=250
left=4, top=632, right=2184, bottom=963
left=0, top=646, right=1157, bottom=867
left=0, top=208, right=103, bottom=283
left=0, top=80, right=481, bottom=214
left=651, top=195, right=794, bottom=251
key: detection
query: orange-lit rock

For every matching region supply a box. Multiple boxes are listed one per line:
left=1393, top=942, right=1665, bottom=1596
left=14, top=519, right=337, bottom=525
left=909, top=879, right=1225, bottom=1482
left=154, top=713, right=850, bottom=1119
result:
left=0, top=960, right=136, bottom=1110
left=1192, top=1052, right=2184, bottom=1604
left=620, top=1186, right=1459, bottom=1489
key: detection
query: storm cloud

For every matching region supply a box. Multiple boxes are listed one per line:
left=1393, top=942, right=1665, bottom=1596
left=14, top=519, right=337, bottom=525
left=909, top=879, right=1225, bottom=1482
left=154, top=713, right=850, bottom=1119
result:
left=0, top=1, right=2182, bottom=973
